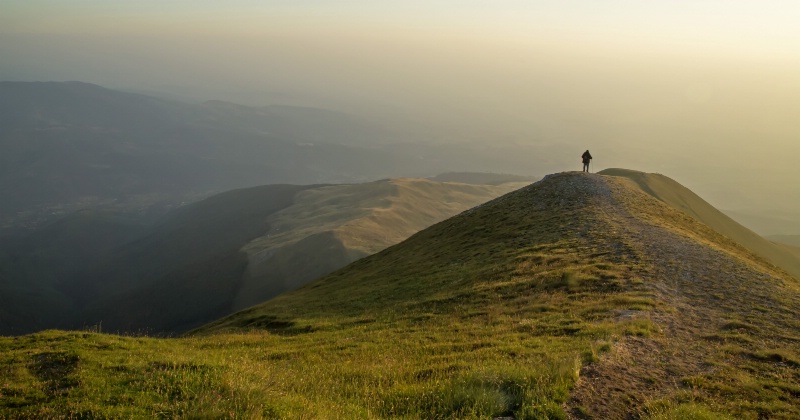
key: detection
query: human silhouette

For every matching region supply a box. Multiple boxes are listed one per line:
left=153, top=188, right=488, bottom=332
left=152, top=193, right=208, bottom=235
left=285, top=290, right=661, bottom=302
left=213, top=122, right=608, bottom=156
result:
left=581, top=150, right=592, bottom=172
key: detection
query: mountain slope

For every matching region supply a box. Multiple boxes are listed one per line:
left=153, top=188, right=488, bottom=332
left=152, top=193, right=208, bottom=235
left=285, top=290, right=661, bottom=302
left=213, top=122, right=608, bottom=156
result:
left=3, top=172, right=799, bottom=419
left=197, top=172, right=800, bottom=418
left=600, top=168, right=800, bottom=280
left=0, top=183, right=315, bottom=336
left=0, top=211, right=148, bottom=334
left=62, top=184, right=318, bottom=334
left=234, top=178, right=528, bottom=309
left=0, top=177, right=525, bottom=335
left=77, top=179, right=526, bottom=332
left=0, top=82, right=546, bottom=230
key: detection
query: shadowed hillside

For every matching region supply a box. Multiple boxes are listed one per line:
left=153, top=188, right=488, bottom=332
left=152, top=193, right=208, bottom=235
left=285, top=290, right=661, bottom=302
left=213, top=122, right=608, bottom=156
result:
left=61, top=184, right=318, bottom=334
left=0, top=211, right=148, bottom=334
left=2, top=172, right=799, bottom=418
left=0, top=178, right=525, bottom=335
left=600, top=168, right=800, bottom=280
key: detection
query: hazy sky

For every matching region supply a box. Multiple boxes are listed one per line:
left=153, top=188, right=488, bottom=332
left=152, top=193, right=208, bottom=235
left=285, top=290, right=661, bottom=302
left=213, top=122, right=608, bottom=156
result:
left=2, top=1, right=799, bottom=210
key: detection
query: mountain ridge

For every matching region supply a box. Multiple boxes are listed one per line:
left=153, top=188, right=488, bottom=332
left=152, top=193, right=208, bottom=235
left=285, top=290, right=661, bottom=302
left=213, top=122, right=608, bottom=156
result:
left=2, top=171, right=799, bottom=418
left=0, top=81, right=545, bottom=230
left=235, top=177, right=528, bottom=310
left=599, top=168, right=800, bottom=280
left=0, top=81, right=398, bottom=227
left=202, top=171, right=795, bottom=333
left=195, top=171, right=800, bottom=418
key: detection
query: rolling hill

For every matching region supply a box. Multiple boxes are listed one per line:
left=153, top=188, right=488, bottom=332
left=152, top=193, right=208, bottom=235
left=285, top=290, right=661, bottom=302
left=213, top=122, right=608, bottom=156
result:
left=0, top=177, right=527, bottom=335
left=233, top=178, right=529, bottom=310
left=2, top=171, right=798, bottom=418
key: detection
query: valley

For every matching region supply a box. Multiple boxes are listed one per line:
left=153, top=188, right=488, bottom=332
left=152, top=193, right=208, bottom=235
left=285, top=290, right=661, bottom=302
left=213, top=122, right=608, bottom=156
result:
left=0, top=177, right=528, bottom=335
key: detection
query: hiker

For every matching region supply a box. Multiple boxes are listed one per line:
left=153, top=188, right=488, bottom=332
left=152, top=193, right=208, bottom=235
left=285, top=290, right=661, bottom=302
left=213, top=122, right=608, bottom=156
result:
left=581, top=150, right=592, bottom=172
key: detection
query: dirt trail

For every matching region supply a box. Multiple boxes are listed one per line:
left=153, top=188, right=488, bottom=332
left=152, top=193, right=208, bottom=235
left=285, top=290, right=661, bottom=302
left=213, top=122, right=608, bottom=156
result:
left=562, top=174, right=789, bottom=419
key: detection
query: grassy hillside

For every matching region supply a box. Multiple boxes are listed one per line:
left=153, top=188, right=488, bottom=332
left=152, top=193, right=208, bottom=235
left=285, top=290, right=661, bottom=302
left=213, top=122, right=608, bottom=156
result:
left=235, top=178, right=528, bottom=309
left=60, top=184, right=317, bottom=334
left=3, top=172, right=798, bottom=418
left=600, top=168, right=800, bottom=280
left=76, top=178, right=527, bottom=333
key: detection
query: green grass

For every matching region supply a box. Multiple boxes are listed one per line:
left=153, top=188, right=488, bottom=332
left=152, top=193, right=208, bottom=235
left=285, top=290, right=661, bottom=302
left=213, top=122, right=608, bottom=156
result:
left=643, top=401, right=734, bottom=420
left=1, top=175, right=648, bottom=418
left=1, top=258, right=642, bottom=418
left=2, top=171, right=799, bottom=418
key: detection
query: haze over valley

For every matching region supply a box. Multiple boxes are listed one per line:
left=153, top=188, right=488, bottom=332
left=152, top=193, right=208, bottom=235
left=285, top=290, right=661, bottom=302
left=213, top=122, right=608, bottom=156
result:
left=2, top=1, right=800, bottom=418
left=4, top=2, right=800, bottom=215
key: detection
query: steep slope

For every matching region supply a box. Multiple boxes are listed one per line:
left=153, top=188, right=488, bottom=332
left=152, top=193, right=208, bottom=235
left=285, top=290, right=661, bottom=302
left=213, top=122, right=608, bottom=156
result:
left=60, top=184, right=318, bottom=334
left=3, top=172, right=799, bottom=419
left=600, top=168, right=800, bottom=280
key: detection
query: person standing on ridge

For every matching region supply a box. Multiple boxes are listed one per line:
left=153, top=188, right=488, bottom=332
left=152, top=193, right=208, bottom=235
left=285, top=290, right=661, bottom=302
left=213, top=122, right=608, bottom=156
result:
left=581, top=150, right=593, bottom=172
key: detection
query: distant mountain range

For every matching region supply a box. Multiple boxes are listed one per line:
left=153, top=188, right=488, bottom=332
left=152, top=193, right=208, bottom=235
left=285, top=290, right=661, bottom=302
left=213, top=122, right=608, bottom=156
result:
left=0, top=176, right=529, bottom=335
left=0, top=82, right=389, bottom=227
left=0, top=81, right=542, bottom=229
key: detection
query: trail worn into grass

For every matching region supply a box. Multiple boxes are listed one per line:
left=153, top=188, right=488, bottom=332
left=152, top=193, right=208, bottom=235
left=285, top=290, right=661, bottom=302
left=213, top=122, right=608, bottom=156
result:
left=3, top=172, right=798, bottom=419
left=564, top=173, right=800, bottom=419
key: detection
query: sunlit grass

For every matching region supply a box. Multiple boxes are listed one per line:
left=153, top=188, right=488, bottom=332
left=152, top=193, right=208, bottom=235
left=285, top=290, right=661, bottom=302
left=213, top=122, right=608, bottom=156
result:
left=3, top=172, right=799, bottom=418
left=1, top=237, right=647, bottom=418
